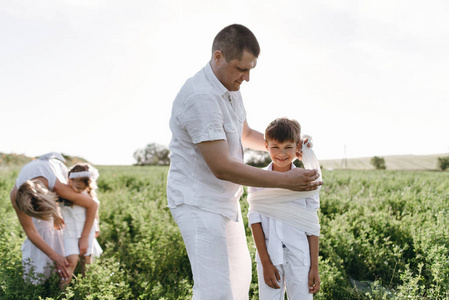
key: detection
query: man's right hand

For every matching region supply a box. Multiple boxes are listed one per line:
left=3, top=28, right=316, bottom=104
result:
left=285, top=168, right=323, bottom=191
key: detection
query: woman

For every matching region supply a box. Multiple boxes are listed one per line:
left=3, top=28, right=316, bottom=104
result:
left=9, top=152, right=98, bottom=284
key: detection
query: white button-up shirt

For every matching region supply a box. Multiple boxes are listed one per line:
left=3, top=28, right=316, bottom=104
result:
left=167, top=62, right=246, bottom=221
left=248, top=162, right=320, bottom=266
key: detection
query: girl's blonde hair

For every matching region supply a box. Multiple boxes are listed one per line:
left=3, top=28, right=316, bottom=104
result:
left=15, top=179, right=59, bottom=221
left=68, top=163, right=98, bottom=198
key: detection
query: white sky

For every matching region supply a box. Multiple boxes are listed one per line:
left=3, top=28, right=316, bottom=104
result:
left=1, top=0, right=448, bottom=165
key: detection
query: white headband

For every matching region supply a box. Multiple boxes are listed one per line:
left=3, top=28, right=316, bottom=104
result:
left=69, top=168, right=99, bottom=181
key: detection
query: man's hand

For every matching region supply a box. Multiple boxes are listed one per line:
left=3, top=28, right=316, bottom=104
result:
left=262, top=262, right=281, bottom=289
left=285, top=168, right=323, bottom=191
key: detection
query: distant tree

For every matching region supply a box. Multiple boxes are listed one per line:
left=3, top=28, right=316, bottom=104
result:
left=438, top=156, right=449, bottom=171
left=370, top=156, right=386, bottom=170
left=244, top=149, right=271, bottom=167
left=244, top=148, right=305, bottom=168
left=134, top=143, right=170, bottom=166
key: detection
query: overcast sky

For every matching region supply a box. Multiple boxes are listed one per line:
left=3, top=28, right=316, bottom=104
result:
left=1, top=0, right=448, bottom=165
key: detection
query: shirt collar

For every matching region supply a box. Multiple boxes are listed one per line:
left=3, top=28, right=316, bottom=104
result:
left=204, top=62, right=229, bottom=97
left=267, top=162, right=297, bottom=171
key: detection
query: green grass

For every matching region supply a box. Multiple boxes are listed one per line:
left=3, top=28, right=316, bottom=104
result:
left=1, top=166, right=448, bottom=299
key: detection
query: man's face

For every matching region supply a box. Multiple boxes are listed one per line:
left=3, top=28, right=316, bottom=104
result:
left=213, top=50, right=257, bottom=91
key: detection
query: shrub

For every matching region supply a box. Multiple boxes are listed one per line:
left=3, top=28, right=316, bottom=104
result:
left=370, top=156, right=386, bottom=170
left=437, top=156, right=449, bottom=171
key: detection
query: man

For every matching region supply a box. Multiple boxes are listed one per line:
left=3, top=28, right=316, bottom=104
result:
left=167, top=24, right=322, bottom=300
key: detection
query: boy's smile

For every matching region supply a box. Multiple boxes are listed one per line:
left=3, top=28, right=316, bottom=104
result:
left=265, top=139, right=300, bottom=172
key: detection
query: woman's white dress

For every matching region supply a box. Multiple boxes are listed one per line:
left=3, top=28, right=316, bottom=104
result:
left=15, top=152, right=67, bottom=284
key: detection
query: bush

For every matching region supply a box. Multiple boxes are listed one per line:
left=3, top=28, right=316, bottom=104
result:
left=437, top=156, right=449, bottom=171
left=370, top=156, right=386, bottom=170
left=134, top=143, right=170, bottom=166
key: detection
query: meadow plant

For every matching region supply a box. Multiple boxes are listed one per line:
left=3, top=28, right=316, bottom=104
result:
left=1, top=166, right=448, bottom=299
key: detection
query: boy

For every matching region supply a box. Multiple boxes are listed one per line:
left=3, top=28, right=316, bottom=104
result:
left=248, top=117, right=321, bottom=299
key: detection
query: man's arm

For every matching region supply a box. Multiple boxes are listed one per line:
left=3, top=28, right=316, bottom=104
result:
left=307, top=235, right=320, bottom=294
left=241, top=120, right=266, bottom=151
left=196, top=140, right=322, bottom=191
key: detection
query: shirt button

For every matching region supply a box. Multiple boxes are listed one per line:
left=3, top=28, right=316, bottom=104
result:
left=209, top=125, right=213, bottom=129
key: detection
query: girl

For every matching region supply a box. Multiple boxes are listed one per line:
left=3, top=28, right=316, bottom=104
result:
left=60, top=163, right=102, bottom=287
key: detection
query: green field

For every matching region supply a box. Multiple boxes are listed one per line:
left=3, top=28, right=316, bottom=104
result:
left=1, top=165, right=448, bottom=299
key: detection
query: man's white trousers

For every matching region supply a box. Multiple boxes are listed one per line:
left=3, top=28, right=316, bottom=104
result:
left=170, top=204, right=252, bottom=300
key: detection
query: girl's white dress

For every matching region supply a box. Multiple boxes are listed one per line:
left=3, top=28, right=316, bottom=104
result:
left=60, top=192, right=102, bottom=258
left=15, top=152, right=67, bottom=284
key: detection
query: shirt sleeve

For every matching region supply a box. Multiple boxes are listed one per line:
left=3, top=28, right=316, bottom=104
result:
left=179, top=94, right=227, bottom=144
left=305, top=194, right=320, bottom=210
left=247, top=210, right=262, bottom=226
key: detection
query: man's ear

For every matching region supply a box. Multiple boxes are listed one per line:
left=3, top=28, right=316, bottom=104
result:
left=213, top=50, right=224, bottom=63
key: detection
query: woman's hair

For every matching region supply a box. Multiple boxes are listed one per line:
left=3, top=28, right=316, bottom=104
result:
left=68, top=163, right=98, bottom=198
left=265, top=117, right=301, bottom=144
left=15, top=179, right=59, bottom=221
left=212, top=24, right=260, bottom=62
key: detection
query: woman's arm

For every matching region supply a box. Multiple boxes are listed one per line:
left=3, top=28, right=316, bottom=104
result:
left=10, top=186, right=70, bottom=279
left=54, top=180, right=98, bottom=255
left=251, top=223, right=281, bottom=289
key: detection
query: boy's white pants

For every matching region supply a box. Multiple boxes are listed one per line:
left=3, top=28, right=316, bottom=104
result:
left=257, top=246, right=312, bottom=300
left=170, top=204, right=252, bottom=300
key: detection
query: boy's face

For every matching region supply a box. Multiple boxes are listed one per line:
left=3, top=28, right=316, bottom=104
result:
left=68, top=178, right=87, bottom=193
left=265, top=139, right=300, bottom=172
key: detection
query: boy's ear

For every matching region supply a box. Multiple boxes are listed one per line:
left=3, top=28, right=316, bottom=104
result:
left=265, top=141, right=268, bottom=150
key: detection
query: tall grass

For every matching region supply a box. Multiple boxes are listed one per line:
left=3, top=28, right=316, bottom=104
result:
left=1, top=166, right=448, bottom=299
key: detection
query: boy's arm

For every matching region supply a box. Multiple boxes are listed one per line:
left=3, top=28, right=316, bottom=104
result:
left=307, top=235, right=320, bottom=294
left=251, top=223, right=281, bottom=289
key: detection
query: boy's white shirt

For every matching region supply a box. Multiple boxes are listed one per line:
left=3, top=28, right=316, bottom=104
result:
left=248, top=162, right=319, bottom=265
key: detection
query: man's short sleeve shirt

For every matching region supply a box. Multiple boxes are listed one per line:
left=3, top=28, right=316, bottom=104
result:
left=167, top=63, right=246, bottom=221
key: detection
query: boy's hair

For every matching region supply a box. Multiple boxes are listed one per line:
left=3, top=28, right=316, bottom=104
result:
left=212, top=24, right=260, bottom=62
left=68, top=163, right=97, bottom=198
left=15, top=179, right=59, bottom=221
left=265, top=117, right=301, bottom=144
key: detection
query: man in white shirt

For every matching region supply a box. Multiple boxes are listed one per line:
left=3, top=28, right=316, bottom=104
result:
left=167, top=24, right=322, bottom=300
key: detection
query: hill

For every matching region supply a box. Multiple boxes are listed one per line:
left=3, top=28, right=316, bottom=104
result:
left=320, top=153, right=447, bottom=170
left=0, top=152, right=89, bottom=167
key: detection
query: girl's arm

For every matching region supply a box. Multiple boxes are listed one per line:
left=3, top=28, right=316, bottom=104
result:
left=250, top=223, right=281, bottom=289
left=54, top=179, right=98, bottom=255
left=307, top=235, right=320, bottom=294
left=10, top=186, right=70, bottom=279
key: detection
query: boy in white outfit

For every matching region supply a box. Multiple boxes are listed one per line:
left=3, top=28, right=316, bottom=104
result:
left=248, top=118, right=321, bottom=299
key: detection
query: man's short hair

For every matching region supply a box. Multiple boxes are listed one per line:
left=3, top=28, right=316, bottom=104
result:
left=212, top=24, right=260, bottom=62
left=265, top=117, right=301, bottom=144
